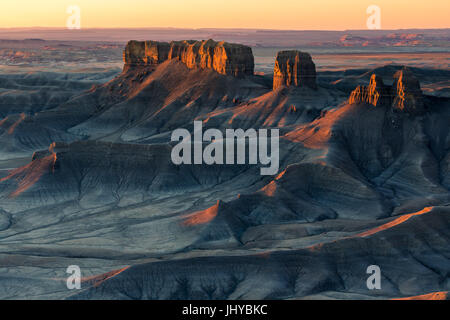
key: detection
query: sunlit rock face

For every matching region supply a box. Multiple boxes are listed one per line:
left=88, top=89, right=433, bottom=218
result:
left=348, top=67, right=425, bottom=115
left=273, top=50, right=317, bottom=90
left=349, top=74, right=390, bottom=107
left=392, top=67, right=425, bottom=114
left=123, top=39, right=254, bottom=77
left=168, top=39, right=254, bottom=77
left=123, top=40, right=170, bottom=70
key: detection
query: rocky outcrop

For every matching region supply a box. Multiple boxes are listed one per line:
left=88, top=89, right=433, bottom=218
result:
left=348, top=74, right=390, bottom=107
left=123, top=39, right=254, bottom=77
left=273, top=50, right=317, bottom=90
left=392, top=67, right=425, bottom=114
left=123, top=40, right=170, bottom=70
left=348, top=67, right=425, bottom=115
left=168, top=40, right=254, bottom=77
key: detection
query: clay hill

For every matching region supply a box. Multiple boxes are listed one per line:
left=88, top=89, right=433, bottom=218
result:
left=0, top=40, right=448, bottom=300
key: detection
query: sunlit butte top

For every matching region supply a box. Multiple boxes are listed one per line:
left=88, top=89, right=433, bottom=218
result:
left=1, top=0, right=449, bottom=30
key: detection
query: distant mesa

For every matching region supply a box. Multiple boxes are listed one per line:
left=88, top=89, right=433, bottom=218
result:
left=123, top=39, right=254, bottom=78
left=349, top=67, right=425, bottom=115
left=273, top=50, right=317, bottom=90
left=23, top=38, right=45, bottom=42
left=338, top=33, right=426, bottom=47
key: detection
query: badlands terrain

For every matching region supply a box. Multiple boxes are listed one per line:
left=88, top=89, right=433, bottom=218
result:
left=0, top=32, right=449, bottom=299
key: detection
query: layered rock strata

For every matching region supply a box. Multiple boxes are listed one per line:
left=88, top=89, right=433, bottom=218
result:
left=349, top=74, right=390, bottom=107
left=392, top=67, right=425, bottom=114
left=123, top=39, right=254, bottom=77
left=348, top=67, right=425, bottom=115
left=273, top=50, right=317, bottom=90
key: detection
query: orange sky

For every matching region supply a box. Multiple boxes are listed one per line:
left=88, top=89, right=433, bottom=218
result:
left=1, top=0, right=449, bottom=30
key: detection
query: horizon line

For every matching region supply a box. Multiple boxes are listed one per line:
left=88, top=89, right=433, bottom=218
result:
left=1, top=27, right=449, bottom=32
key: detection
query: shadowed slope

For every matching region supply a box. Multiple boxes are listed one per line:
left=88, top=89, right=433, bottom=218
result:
left=69, top=206, right=450, bottom=300
left=67, top=59, right=267, bottom=142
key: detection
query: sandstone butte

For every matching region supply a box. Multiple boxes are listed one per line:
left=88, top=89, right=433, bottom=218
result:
left=273, top=50, right=317, bottom=90
left=392, top=67, right=425, bottom=114
left=348, top=67, right=425, bottom=115
left=349, top=74, right=390, bottom=107
left=123, top=39, right=254, bottom=78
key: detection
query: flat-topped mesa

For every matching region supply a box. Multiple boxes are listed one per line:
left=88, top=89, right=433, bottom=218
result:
left=123, top=39, right=254, bottom=77
left=348, top=67, right=425, bottom=115
left=392, top=67, right=425, bottom=114
left=349, top=74, right=390, bottom=107
left=273, top=50, right=317, bottom=90
left=168, top=39, right=254, bottom=77
left=123, top=40, right=170, bottom=71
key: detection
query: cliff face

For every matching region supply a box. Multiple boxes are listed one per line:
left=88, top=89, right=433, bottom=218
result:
left=123, top=40, right=170, bottom=68
left=273, top=50, right=317, bottom=90
left=392, top=67, right=424, bottom=114
left=348, top=67, right=425, bottom=115
left=123, top=39, right=254, bottom=77
left=168, top=40, right=254, bottom=77
left=349, top=74, right=390, bottom=107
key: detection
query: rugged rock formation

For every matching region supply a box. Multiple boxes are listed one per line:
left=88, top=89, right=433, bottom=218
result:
left=392, top=67, right=425, bottom=114
left=168, top=39, right=254, bottom=77
left=348, top=67, right=425, bottom=115
left=348, top=74, right=390, bottom=107
left=273, top=50, right=317, bottom=90
left=123, top=39, right=254, bottom=77
left=123, top=40, right=170, bottom=70
left=1, top=44, right=449, bottom=300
